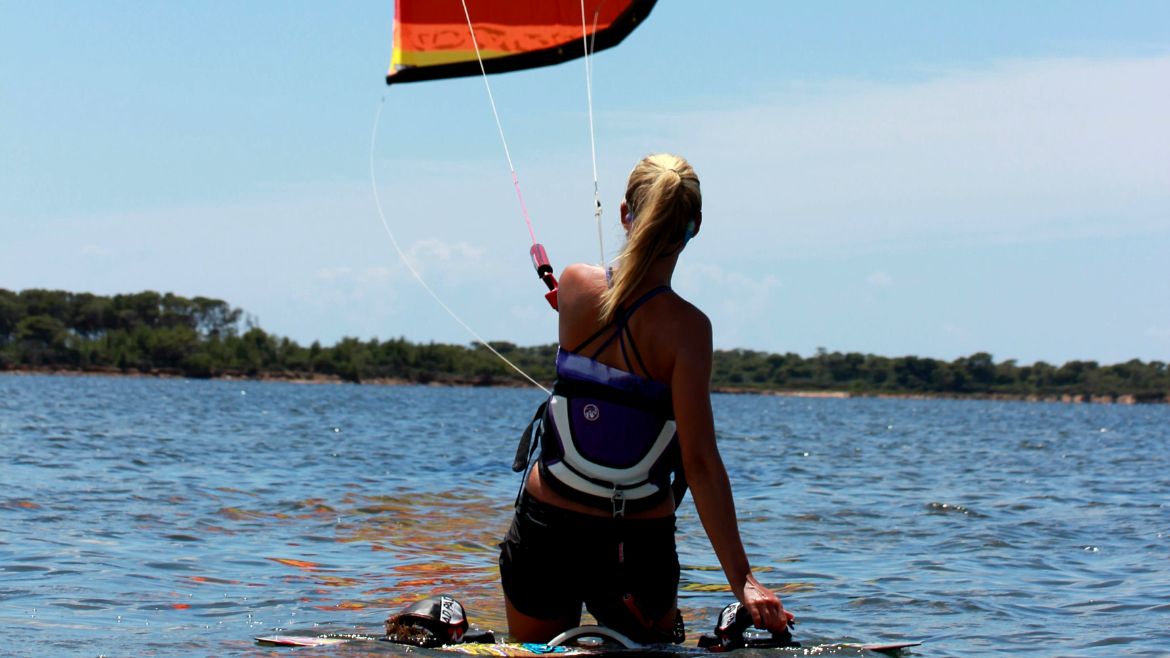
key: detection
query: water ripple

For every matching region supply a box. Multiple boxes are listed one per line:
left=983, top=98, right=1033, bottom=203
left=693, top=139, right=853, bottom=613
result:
left=2, top=375, right=1168, bottom=656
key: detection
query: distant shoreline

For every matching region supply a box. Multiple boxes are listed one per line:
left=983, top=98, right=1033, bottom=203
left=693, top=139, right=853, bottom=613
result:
left=6, top=290, right=1167, bottom=403
left=5, top=366, right=1164, bottom=405
left=711, top=385, right=1162, bottom=405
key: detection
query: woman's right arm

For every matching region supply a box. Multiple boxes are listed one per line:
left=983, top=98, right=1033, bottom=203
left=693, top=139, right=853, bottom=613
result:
left=671, top=312, right=794, bottom=631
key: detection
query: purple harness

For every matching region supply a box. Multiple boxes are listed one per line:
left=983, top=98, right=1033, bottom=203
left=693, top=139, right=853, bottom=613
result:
left=518, top=287, right=686, bottom=516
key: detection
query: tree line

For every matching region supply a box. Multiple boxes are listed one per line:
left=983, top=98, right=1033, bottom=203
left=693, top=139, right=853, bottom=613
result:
left=1, top=289, right=1166, bottom=401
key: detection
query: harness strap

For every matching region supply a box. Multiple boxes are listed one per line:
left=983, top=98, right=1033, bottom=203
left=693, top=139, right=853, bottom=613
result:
left=512, top=400, right=548, bottom=473
left=670, top=468, right=688, bottom=511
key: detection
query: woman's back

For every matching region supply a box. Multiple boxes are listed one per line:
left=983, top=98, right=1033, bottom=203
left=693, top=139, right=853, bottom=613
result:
left=557, top=262, right=705, bottom=388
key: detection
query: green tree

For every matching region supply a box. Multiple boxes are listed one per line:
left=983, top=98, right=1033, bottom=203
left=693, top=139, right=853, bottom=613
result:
left=958, top=352, right=996, bottom=390
left=19, top=289, right=70, bottom=321
left=146, top=326, right=200, bottom=368
left=0, top=289, right=23, bottom=342
left=14, top=315, right=74, bottom=365
left=71, top=293, right=114, bottom=337
left=191, top=297, right=241, bottom=337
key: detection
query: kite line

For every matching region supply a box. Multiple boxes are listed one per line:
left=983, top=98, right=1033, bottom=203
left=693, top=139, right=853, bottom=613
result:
left=457, top=0, right=539, bottom=249
left=367, top=97, right=549, bottom=393
left=368, top=2, right=631, bottom=389
left=581, top=0, right=606, bottom=268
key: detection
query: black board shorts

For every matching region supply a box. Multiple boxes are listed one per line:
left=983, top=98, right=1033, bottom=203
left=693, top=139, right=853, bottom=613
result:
left=498, top=492, right=681, bottom=643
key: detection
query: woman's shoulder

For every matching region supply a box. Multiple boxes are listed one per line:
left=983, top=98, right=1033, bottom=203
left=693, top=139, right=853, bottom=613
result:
left=635, top=291, right=710, bottom=385
left=663, top=289, right=709, bottom=327
left=556, top=264, right=607, bottom=321
left=560, top=262, right=605, bottom=285
left=559, top=263, right=609, bottom=302
left=626, top=288, right=710, bottom=357
left=662, top=292, right=711, bottom=345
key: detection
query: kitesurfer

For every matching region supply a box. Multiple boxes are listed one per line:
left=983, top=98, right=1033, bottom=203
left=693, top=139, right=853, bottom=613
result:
left=500, top=154, right=795, bottom=644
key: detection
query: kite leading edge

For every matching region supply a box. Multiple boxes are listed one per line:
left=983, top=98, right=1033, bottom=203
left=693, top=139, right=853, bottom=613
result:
left=387, top=0, right=657, bottom=85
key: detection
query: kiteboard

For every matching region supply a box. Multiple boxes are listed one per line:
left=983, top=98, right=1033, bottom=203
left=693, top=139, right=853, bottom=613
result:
left=255, top=598, right=921, bottom=656
left=254, top=633, right=920, bottom=656
left=256, top=632, right=600, bottom=656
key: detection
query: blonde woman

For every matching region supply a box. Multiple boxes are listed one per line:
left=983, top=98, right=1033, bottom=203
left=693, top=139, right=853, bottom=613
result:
left=500, top=154, right=794, bottom=643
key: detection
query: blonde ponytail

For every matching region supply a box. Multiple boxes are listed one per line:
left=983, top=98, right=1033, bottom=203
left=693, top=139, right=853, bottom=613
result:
left=599, top=154, right=701, bottom=323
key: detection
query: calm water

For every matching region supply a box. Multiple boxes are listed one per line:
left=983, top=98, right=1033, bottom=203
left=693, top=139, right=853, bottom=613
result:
left=1, top=374, right=1167, bottom=657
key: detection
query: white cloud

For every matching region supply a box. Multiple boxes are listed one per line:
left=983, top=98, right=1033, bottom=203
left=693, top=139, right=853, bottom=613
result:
left=404, top=239, right=486, bottom=270
left=314, top=266, right=352, bottom=281
left=679, top=262, right=781, bottom=288
left=942, top=323, right=971, bottom=339
left=313, top=265, right=393, bottom=292
left=1145, top=326, right=1170, bottom=341
left=304, top=266, right=395, bottom=304
left=648, top=55, right=1170, bottom=257
left=509, top=304, right=542, bottom=324
left=867, top=271, right=894, bottom=287
left=396, top=239, right=496, bottom=290
left=676, top=262, right=782, bottom=347
left=80, top=244, right=113, bottom=257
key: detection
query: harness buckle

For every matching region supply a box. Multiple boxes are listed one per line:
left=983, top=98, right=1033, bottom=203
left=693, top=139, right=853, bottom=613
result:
left=611, top=488, right=626, bottom=518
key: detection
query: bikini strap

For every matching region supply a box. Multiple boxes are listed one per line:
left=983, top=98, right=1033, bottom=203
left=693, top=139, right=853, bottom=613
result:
left=620, top=285, right=672, bottom=320
left=569, top=322, right=613, bottom=355
left=619, top=324, right=653, bottom=378
left=569, top=286, right=672, bottom=355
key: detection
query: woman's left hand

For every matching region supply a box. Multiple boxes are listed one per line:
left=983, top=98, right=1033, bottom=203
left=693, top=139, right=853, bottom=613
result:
left=739, top=574, right=795, bottom=632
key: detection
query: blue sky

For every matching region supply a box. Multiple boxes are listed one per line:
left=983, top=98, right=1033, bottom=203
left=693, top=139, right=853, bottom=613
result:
left=3, top=1, right=1168, bottom=365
